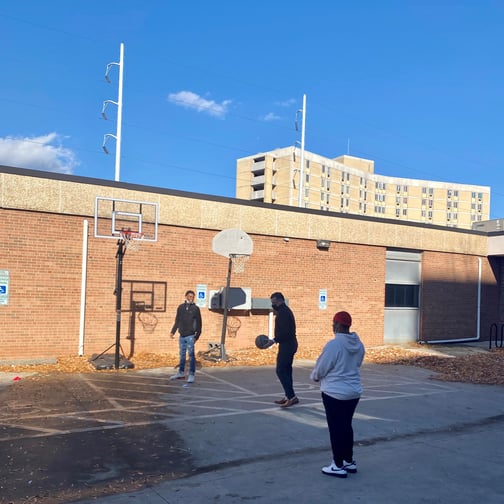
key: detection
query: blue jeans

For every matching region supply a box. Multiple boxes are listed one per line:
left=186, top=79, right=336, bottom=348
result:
left=179, top=335, right=196, bottom=374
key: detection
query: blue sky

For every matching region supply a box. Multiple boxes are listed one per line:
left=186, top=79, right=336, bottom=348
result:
left=2, top=1, right=504, bottom=218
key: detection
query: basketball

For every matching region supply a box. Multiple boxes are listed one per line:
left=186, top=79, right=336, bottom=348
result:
left=255, top=334, right=273, bottom=349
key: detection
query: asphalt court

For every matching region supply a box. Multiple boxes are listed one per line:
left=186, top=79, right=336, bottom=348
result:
left=3, top=361, right=504, bottom=503
left=0, top=362, right=454, bottom=443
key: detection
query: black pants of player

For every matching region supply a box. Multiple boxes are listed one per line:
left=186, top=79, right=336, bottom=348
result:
left=276, top=340, right=298, bottom=399
left=321, top=392, right=360, bottom=467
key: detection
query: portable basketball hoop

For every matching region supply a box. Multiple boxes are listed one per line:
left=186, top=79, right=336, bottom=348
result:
left=92, top=196, right=159, bottom=370
left=120, top=230, right=144, bottom=252
left=207, top=228, right=254, bottom=361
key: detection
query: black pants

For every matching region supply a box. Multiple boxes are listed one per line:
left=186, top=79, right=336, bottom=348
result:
left=276, top=340, right=298, bottom=399
left=322, top=392, right=359, bottom=467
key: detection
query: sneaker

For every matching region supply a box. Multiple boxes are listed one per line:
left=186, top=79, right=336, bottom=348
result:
left=322, top=462, right=347, bottom=478
left=343, top=460, right=357, bottom=473
left=274, top=397, right=287, bottom=405
left=280, top=396, right=299, bottom=408
left=169, top=371, right=185, bottom=380
left=187, top=374, right=195, bottom=383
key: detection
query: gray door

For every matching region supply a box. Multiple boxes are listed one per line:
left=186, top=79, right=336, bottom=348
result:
left=384, top=250, right=421, bottom=344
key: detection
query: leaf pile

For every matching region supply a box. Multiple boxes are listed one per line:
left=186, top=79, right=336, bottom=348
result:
left=1, top=345, right=503, bottom=385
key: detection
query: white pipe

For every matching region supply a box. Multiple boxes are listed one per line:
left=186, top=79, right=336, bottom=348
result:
left=78, top=219, right=89, bottom=356
left=422, top=257, right=482, bottom=345
left=297, top=93, right=306, bottom=208
left=115, top=42, right=124, bottom=182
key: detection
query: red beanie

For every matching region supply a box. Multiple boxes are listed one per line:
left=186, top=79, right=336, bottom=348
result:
left=333, top=311, right=352, bottom=327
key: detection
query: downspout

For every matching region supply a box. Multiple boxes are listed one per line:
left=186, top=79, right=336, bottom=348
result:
left=423, top=257, right=482, bottom=344
left=78, top=219, right=89, bottom=356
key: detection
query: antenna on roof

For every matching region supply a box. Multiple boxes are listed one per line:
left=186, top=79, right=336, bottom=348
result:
left=347, top=137, right=350, bottom=155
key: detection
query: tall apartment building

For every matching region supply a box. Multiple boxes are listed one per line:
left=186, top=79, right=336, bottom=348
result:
left=236, top=147, right=490, bottom=229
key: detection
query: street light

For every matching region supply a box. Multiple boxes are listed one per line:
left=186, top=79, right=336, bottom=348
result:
left=101, top=43, right=124, bottom=182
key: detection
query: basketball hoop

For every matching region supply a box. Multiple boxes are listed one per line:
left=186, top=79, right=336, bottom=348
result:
left=230, top=254, right=249, bottom=273
left=120, top=230, right=144, bottom=251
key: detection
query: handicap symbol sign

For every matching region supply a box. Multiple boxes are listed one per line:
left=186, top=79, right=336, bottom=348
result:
left=0, top=285, right=6, bottom=295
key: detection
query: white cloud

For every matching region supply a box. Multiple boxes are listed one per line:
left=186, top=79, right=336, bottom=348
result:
left=275, top=98, right=296, bottom=108
left=168, top=90, right=231, bottom=118
left=262, top=112, right=281, bottom=121
left=0, top=133, right=78, bottom=174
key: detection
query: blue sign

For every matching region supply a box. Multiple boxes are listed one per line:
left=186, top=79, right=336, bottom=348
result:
left=0, top=270, right=9, bottom=306
left=196, top=284, right=207, bottom=308
left=319, top=289, right=327, bottom=310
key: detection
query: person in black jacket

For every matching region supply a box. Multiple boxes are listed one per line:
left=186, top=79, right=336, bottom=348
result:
left=169, top=290, right=202, bottom=383
left=270, top=292, right=299, bottom=407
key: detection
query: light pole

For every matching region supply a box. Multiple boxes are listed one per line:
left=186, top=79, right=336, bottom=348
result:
left=295, top=94, right=307, bottom=207
left=101, top=42, right=124, bottom=182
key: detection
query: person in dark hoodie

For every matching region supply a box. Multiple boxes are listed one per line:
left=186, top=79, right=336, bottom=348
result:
left=169, top=290, right=202, bottom=383
left=270, top=292, right=299, bottom=408
left=310, top=311, right=365, bottom=478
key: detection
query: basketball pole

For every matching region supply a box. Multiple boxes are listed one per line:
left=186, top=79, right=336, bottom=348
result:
left=113, top=239, right=126, bottom=369
left=219, top=256, right=233, bottom=361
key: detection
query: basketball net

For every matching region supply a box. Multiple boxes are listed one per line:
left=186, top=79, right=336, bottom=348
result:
left=120, top=230, right=145, bottom=252
left=230, top=254, right=249, bottom=273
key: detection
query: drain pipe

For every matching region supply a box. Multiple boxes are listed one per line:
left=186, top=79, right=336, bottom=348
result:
left=78, top=219, right=89, bottom=356
left=421, top=257, right=482, bottom=344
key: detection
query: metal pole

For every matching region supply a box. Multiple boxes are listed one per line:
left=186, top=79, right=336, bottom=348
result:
left=114, top=240, right=125, bottom=369
left=297, top=94, right=307, bottom=207
left=115, top=42, right=124, bottom=182
left=219, top=256, right=233, bottom=361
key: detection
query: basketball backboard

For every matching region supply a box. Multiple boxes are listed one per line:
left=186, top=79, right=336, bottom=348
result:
left=212, top=228, right=253, bottom=257
left=94, top=196, right=158, bottom=242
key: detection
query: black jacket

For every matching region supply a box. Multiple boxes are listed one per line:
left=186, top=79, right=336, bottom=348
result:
left=273, top=303, right=297, bottom=344
left=171, top=302, right=202, bottom=339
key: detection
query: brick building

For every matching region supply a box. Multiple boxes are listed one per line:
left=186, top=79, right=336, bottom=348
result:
left=0, top=165, right=502, bottom=362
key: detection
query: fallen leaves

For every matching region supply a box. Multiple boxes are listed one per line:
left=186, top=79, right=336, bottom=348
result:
left=1, top=345, right=503, bottom=385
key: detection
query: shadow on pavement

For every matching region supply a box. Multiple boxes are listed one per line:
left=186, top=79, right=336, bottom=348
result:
left=0, top=374, right=194, bottom=504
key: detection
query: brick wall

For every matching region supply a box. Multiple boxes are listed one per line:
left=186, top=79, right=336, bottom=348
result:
left=420, top=251, right=499, bottom=341
left=0, top=202, right=499, bottom=361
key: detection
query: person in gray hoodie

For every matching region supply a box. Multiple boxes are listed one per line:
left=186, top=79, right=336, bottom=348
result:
left=310, top=311, right=365, bottom=478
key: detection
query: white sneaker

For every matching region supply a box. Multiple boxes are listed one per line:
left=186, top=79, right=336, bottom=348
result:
left=170, top=371, right=185, bottom=380
left=343, top=460, right=357, bottom=473
left=187, top=374, right=195, bottom=383
left=322, top=461, right=347, bottom=478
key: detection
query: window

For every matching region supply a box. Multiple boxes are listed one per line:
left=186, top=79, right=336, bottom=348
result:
left=385, top=284, right=420, bottom=308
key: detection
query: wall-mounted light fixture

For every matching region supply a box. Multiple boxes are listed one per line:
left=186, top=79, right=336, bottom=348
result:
left=316, top=239, right=331, bottom=250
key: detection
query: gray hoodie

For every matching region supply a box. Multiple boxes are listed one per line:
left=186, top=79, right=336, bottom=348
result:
left=310, top=332, right=365, bottom=400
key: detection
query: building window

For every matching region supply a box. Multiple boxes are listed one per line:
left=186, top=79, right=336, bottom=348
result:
left=385, top=284, right=420, bottom=308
